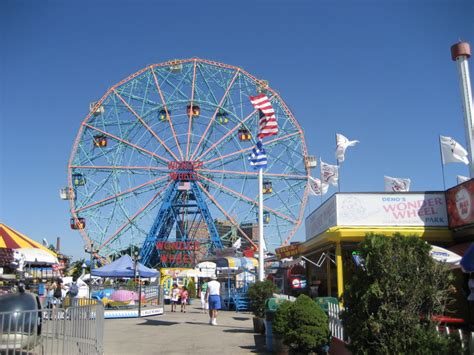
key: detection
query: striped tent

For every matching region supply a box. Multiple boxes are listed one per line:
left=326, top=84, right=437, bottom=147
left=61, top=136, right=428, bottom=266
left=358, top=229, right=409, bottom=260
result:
left=0, top=223, right=57, bottom=256
left=215, top=257, right=258, bottom=269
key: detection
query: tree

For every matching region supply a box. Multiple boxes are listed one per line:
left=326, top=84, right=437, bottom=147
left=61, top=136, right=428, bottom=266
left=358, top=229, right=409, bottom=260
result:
left=247, top=280, right=278, bottom=318
left=68, top=258, right=87, bottom=280
left=341, top=234, right=462, bottom=354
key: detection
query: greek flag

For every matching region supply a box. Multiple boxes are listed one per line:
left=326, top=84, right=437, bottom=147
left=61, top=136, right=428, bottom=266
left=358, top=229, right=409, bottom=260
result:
left=248, top=141, right=267, bottom=169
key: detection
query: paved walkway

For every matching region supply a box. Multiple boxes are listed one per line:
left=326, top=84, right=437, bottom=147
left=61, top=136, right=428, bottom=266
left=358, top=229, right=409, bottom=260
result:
left=104, top=303, right=265, bottom=354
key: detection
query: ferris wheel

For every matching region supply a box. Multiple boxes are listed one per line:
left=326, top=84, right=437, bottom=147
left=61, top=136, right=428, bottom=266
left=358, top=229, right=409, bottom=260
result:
left=66, top=58, right=312, bottom=266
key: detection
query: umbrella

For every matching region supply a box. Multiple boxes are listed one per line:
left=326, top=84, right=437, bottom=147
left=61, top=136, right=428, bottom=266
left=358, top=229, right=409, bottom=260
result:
left=430, top=245, right=462, bottom=266
left=461, top=243, right=474, bottom=272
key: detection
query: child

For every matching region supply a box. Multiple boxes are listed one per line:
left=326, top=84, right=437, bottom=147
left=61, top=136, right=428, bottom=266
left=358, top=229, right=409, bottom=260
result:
left=180, top=286, right=188, bottom=313
left=170, top=283, right=180, bottom=312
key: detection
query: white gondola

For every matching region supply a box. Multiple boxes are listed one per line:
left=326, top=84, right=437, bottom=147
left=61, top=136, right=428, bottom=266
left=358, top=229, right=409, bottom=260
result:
left=305, top=156, right=317, bottom=169
left=169, top=63, right=182, bottom=73
left=89, top=101, right=105, bottom=116
left=59, top=187, right=75, bottom=200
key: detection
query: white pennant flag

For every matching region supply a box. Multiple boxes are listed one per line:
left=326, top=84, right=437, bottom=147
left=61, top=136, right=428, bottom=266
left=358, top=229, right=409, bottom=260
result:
left=232, top=238, right=242, bottom=249
left=308, top=176, right=329, bottom=196
left=440, top=136, right=469, bottom=165
left=457, top=175, right=470, bottom=184
left=321, top=160, right=339, bottom=187
left=384, top=176, right=411, bottom=192
left=336, top=133, right=359, bottom=163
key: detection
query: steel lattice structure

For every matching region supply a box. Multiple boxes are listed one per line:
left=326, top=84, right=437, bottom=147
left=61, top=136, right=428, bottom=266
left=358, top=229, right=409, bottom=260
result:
left=67, top=58, right=310, bottom=266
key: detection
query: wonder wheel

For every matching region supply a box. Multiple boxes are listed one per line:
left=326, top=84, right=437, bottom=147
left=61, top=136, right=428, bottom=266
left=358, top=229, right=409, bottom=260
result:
left=66, top=58, right=311, bottom=267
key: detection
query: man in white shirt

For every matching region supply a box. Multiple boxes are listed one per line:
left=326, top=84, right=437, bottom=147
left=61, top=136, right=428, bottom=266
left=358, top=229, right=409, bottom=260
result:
left=205, top=274, right=221, bottom=326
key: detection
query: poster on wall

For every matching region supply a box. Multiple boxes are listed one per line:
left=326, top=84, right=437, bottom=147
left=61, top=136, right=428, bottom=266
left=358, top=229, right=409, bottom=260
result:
left=446, top=180, right=474, bottom=228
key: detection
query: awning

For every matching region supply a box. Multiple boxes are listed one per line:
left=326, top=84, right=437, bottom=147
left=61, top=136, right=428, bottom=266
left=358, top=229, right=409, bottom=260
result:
left=0, top=223, right=57, bottom=256
left=215, top=257, right=258, bottom=269
left=15, top=248, right=59, bottom=265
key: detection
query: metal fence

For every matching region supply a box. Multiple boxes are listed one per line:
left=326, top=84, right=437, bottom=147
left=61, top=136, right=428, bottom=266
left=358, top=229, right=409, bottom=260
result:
left=0, top=300, right=104, bottom=354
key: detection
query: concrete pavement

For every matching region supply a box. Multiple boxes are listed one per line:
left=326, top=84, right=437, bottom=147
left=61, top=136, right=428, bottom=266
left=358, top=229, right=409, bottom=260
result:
left=104, top=302, right=265, bottom=354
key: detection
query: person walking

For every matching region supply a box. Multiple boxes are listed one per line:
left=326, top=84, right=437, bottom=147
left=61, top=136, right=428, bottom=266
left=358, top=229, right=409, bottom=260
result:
left=170, top=283, right=180, bottom=312
left=200, top=279, right=209, bottom=313
left=205, top=275, right=221, bottom=326
left=180, top=286, right=188, bottom=313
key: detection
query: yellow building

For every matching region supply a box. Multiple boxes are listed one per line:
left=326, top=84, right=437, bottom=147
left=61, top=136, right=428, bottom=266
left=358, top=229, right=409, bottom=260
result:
left=299, top=192, right=453, bottom=302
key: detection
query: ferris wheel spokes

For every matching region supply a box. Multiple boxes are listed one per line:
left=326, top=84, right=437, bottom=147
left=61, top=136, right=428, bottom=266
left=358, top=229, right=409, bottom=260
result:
left=150, top=68, right=184, bottom=160
left=189, top=69, right=240, bottom=162
left=97, top=181, right=172, bottom=252
left=113, top=89, right=178, bottom=162
left=73, top=175, right=169, bottom=214
left=185, top=60, right=198, bottom=160
left=197, top=182, right=257, bottom=249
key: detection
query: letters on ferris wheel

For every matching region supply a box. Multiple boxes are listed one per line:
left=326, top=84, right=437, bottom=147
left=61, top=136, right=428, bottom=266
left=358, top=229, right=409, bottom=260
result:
left=320, top=160, right=339, bottom=187
left=308, top=176, right=328, bottom=196
left=249, top=93, right=278, bottom=138
left=335, top=133, right=359, bottom=163
left=384, top=176, right=411, bottom=192
left=248, top=141, right=268, bottom=169
left=440, top=135, right=469, bottom=165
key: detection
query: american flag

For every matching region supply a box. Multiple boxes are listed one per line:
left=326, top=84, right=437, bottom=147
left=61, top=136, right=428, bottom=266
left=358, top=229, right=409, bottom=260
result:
left=249, top=94, right=278, bottom=139
left=248, top=141, right=267, bottom=169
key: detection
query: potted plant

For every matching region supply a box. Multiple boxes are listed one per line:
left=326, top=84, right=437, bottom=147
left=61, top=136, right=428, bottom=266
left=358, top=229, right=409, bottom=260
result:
left=247, top=280, right=277, bottom=334
left=274, top=294, right=330, bottom=354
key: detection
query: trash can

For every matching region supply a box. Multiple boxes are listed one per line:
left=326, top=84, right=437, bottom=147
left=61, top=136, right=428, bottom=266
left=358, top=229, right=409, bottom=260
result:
left=0, top=291, right=42, bottom=351
left=265, top=298, right=288, bottom=352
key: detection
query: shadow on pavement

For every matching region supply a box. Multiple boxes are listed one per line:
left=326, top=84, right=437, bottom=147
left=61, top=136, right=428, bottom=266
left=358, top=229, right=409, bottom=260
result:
left=138, top=319, right=180, bottom=326
left=239, top=334, right=268, bottom=354
left=223, top=327, right=255, bottom=334
left=232, top=316, right=251, bottom=321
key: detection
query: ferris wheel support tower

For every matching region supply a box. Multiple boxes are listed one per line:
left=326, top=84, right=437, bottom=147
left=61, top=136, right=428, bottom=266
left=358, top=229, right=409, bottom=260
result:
left=451, top=41, right=474, bottom=178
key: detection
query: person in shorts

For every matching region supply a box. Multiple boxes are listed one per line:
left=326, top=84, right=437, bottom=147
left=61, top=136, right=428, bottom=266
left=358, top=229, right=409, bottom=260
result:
left=180, top=286, right=188, bottom=313
left=170, top=283, right=180, bottom=312
left=205, top=275, right=221, bottom=326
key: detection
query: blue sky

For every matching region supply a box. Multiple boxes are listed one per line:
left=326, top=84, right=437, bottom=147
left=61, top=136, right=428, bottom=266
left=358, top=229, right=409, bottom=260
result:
left=1, top=0, right=473, bottom=260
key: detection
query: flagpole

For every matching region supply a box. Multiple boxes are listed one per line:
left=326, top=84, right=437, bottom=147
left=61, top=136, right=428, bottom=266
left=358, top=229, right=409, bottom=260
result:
left=258, top=167, right=265, bottom=282
left=438, top=135, right=447, bottom=190
left=319, top=157, right=323, bottom=205
left=336, top=133, right=341, bottom=193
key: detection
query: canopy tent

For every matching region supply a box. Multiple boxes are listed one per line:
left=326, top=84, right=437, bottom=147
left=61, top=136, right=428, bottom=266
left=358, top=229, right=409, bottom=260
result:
left=91, top=255, right=158, bottom=278
left=0, top=223, right=57, bottom=257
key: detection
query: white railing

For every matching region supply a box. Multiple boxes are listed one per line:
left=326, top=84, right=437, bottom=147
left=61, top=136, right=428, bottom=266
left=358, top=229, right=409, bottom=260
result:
left=327, top=302, right=345, bottom=341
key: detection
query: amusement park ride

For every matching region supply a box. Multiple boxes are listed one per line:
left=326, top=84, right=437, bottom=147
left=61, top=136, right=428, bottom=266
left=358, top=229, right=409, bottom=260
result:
left=62, top=58, right=315, bottom=268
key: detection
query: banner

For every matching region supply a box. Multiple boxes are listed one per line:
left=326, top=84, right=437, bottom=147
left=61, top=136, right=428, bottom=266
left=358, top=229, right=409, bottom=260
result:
left=305, top=193, right=448, bottom=240
left=446, top=179, right=474, bottom=228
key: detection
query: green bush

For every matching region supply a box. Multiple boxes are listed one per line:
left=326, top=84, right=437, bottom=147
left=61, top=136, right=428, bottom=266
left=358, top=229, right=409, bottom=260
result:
left=247, top=280, right=278, bottom=318
left=341, top=234, right=462, bottom=355
left=187, top=279, right=196, bottom=298
left=272, top=300, right=291, bottom=334
left=273, top=294, right=330, bottom=353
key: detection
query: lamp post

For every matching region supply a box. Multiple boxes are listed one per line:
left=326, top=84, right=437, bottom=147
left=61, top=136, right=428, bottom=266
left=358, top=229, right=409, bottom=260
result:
left=85, top=242, right=97, bottom=298
left=133, top=251, right=142, bottom=317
